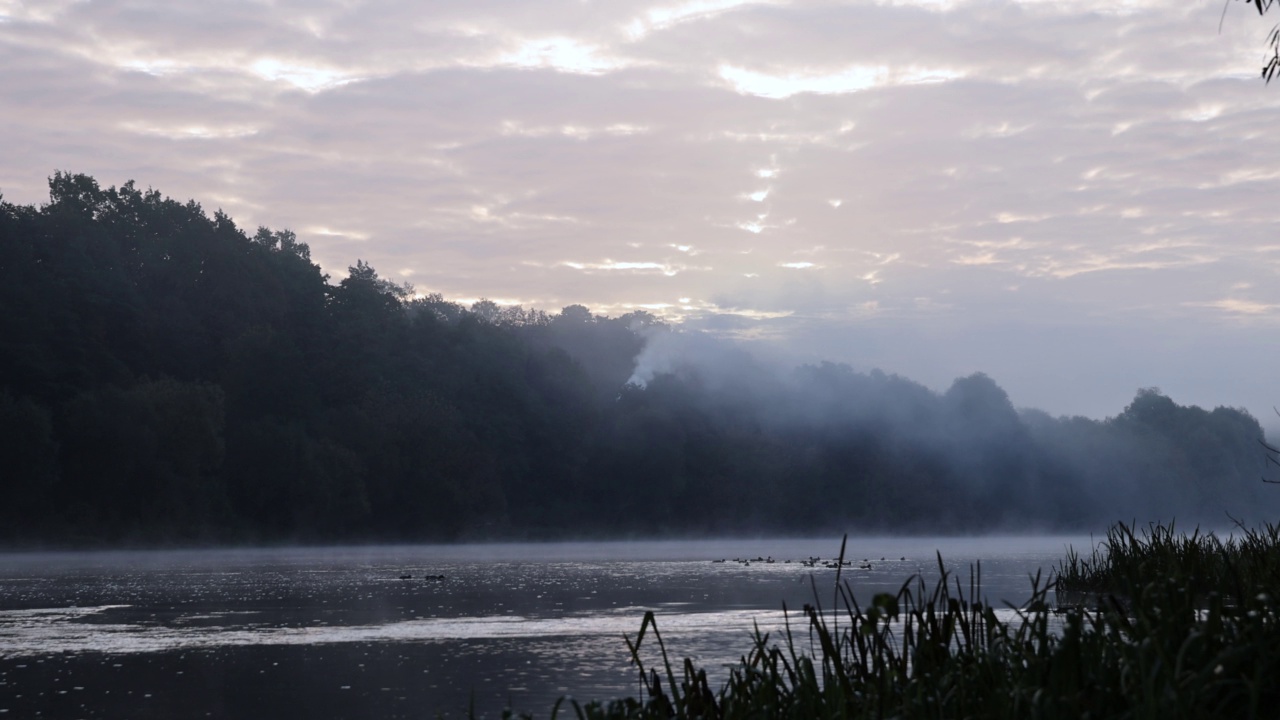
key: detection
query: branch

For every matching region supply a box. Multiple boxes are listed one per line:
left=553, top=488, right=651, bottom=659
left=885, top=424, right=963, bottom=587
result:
left=1263, top=436, right=1280, bottom=484
left=1237, top=0, right=1280, bottom=82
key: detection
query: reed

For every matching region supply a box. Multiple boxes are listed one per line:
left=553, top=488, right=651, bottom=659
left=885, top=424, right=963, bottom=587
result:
left=494, top=523, right=1280, bottom=719
left=1055, top=520, right=1280, bottom=606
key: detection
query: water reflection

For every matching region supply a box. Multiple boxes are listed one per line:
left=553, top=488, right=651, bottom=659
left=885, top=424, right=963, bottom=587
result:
left=0, top=536, right=1087, bottom=718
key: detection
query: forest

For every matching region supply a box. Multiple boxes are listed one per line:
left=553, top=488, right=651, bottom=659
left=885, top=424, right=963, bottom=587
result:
left=0, top=173, right=1275, bottom=545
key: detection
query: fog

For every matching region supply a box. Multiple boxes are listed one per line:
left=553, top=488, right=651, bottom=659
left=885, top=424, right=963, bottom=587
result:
left=563, top=319, right=1279, bottom=535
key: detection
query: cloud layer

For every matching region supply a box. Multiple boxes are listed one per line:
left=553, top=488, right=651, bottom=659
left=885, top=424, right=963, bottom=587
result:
left=2, top=0, right=1277, bottom=418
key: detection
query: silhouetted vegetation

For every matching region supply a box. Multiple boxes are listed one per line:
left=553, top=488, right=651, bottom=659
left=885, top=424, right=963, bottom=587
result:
left=0, top=174, right=1275, bottom=544
left=1055, top=520, right=1280, bottom=603
left=521, top=524, right=1280, bottom=719
left=1239, top=0, right=1280, bottom=82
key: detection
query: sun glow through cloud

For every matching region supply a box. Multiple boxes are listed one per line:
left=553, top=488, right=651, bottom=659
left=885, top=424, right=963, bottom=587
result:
left=562, top=260, right=683, bottom=276
left=500, top=37, right=625, bottom=74
left=118, top=121, right=260, bottom=140
left=719, top=64, right=963, bottom=98
left=627, top=0, right=776, bottom=38
left=250, top=58, right=357, bottom=92
left=1193, top=298, right=1279, bottom=316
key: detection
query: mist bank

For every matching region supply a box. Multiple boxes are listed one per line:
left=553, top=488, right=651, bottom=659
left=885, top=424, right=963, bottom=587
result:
left=1, top=174, right=1275, bottom=545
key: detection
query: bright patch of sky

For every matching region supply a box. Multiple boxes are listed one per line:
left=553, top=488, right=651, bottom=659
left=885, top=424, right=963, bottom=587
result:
left=118, top=121, right=260, bottom=140
left=629, top=0, right=778, bottom=38
left=502, top=121, right=650, bottom=139
left=118, top=58, right=188, bottom=76
left=499, top=37, right=626, bottom=74
left=562, top=261, right=682, bottom=276
left=307, top=226, right=371, bottom=241
left=1194, top=298, right=1279, bottom=316
left=720, top=64, right=963, bottom=98
left=250, top=58, right=358, bottom=92
left=92, top=50, right=358, bottom=93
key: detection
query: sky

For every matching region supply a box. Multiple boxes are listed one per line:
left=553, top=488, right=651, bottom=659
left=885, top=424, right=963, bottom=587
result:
left=1, top=0, right=1277, bottom=423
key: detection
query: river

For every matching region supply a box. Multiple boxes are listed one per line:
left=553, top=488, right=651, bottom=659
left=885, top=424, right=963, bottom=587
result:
left=0, top=535, right=1092, bottom=718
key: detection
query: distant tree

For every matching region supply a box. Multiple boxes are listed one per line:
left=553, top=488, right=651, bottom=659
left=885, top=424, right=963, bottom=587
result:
left=470, top=298, right=500, bottom=323
left=941, top=373, right=1035, bottom=521
left=56, top=378, right=227, bottom=538
left=225, top=416, right=368, bottom=537
left=0, top=392, right=59, bottom=533
left=409, top=292, right=466, bottom=324
left=556, top=304, right=593, bottom=324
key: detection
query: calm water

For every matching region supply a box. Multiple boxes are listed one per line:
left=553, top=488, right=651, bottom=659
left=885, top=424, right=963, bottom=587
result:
left=0, top=535, right=1091, bottom=718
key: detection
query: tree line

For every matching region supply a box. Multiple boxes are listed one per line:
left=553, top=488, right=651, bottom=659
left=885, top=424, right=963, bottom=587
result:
left=0, top=173, right=1273, bottom=545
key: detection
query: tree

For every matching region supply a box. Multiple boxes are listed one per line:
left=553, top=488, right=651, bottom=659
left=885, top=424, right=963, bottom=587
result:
left=470, top=298, right=500, bottom=323
left=0, top=392, right=58, bottom=533
left=56, top=378, right=227, bottom=537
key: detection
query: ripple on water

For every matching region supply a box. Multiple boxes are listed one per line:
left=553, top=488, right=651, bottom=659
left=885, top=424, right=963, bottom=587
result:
left=0, top=537, right=1083, bottom=717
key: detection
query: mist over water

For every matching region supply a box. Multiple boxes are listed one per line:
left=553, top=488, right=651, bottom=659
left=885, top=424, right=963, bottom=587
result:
left=0, top=536, right=1083, bottom=717
left=595, top=323, right=1278, bottom=535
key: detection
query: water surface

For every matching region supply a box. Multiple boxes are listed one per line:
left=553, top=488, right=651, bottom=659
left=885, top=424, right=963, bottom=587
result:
left=0, top=535, right=1090, bottom=718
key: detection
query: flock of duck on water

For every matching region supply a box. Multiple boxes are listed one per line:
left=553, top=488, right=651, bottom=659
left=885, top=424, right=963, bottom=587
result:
left=711, top=556, right=906, bottom=570
left=392, top=553, right=911, bottom=581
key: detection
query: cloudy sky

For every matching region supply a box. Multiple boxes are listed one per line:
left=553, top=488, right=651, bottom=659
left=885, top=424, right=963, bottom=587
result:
left=2, top=0, right=1277, bottom=421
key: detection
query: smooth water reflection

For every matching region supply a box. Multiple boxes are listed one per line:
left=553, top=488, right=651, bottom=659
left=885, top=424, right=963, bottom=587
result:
left=0, top=536, right=1090, bottom=718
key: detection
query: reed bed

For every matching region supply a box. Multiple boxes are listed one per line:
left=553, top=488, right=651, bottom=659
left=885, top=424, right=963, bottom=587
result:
left=496, top=524, right=1280, bottom=719
left=1055, top=520, right=1280, bottom=606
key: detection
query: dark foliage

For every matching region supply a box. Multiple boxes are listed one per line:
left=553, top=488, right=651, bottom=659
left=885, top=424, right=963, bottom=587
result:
left=0, top=174, right=1274, bottom=544
left=1240, top=0, right=1280, bottom=82
left=531, top=525, right=1280, bottom=719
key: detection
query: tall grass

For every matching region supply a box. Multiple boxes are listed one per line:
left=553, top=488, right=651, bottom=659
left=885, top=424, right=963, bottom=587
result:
left=1055, top=521, right=1280, bottom=605
left=497, top=523, right=1280, bottom=719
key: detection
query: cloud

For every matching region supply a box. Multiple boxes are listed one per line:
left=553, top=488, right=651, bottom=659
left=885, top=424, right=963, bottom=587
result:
left=1, top=0, right=1277, bottom=419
